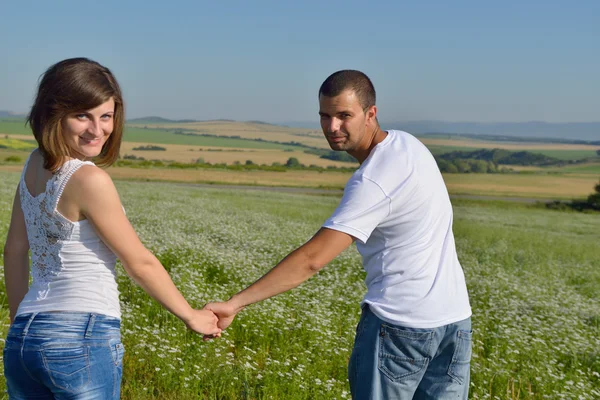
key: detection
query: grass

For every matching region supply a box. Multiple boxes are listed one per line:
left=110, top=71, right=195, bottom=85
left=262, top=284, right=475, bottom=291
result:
left=0, top=173, right=597, bottom=399
left=0, top=119, right=30, bottom=136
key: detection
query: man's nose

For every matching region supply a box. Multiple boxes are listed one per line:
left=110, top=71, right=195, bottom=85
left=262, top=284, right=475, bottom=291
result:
left=328, top=117, right=341, bottom=133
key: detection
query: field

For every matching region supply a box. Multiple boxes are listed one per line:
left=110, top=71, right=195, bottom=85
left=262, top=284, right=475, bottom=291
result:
left=127, top=121, right=327, bottom=149
left=0, top=172, right=598, bottom=399
left=2, top=119, right=598, bottom=163
left=118, top=142, right=357, bottom=168
left=1, top=118, right=598, bottom=200
left=0, top=158, right=598, bottom=199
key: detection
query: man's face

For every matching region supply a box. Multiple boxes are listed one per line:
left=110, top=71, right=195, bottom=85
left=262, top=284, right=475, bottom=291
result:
left=319, top=90, right=370, bottom=152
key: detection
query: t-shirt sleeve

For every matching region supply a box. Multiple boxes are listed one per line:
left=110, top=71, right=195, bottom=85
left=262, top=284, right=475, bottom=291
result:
left=323, top=175, right=391, bottom=244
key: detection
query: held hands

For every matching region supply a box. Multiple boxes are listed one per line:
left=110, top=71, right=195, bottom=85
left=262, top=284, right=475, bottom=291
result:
left=184, top=309, right=222, bottom=337
left=202, top=300, right=241, bottom=340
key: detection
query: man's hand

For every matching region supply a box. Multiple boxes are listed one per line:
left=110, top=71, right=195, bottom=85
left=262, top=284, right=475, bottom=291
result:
left=183, top=309, right=222, bottom=337
left=203, top=301, right=240, bottom=333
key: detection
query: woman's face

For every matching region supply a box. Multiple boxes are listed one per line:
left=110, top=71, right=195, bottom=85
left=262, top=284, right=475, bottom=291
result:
left=61, top=98, right=115, bottom=160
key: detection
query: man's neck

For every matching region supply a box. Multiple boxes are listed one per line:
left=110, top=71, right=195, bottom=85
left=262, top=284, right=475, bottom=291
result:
left=349, top=125, right=387, bottom=164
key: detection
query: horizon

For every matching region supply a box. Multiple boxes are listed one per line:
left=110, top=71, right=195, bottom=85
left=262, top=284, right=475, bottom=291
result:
left=1, top=1, right=599, bottom=125
left=2, top=111, right=600, bottom=126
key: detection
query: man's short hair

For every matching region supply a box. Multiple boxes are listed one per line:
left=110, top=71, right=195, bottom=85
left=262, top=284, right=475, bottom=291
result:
left=318, top=70, right=376, bottom=110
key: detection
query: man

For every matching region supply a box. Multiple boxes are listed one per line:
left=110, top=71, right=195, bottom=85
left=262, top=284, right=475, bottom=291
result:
left=205, top=70, right=472, bottom=399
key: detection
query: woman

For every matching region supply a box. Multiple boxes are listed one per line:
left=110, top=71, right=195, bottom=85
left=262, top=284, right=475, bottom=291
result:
left=2, top=58, right=220, bottom=399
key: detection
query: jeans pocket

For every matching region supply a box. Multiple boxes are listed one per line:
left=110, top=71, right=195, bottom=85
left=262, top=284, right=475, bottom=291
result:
left=448, top=329, right=472, bottom=384
left=378, top=324, right=433, bottom=382
left=110, top=341, right=125, bottom=366
left=42, top=345, right=91, bottom=393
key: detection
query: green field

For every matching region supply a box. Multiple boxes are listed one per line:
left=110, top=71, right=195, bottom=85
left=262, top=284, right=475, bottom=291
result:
left=0, top=173, right=598, bottom=399
left=123, top=127, right=299, bottom=150
left=542, top=163, right=600, bottom=174
left=0, top=119, right=30, bottom=136
left=533, top=149, right=599, bottom=161
left=426, top=145, right=482, bottom=155
left=427, top=145, right=598, bottom=161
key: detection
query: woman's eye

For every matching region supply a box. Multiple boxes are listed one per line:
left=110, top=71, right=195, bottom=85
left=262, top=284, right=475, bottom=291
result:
left=76, top=114, right=88, bottom=120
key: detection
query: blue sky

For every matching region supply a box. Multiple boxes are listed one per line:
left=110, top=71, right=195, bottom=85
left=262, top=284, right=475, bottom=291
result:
left=1, top=0, right=598, bottom=123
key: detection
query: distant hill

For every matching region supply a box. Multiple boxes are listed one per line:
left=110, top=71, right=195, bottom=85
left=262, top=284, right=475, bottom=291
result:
left=246, top=120, right=277, bottom=126
left=419, top=133, right=600, bottom=146
left=0, top=111, right=26, bottom=118
left=127, top=116, right=198, bottom=124
left=283, top=120, right=600, bottom=142
left=387, top=121, right=600, bottom=142
left=127, top=116, right=252, bottom=124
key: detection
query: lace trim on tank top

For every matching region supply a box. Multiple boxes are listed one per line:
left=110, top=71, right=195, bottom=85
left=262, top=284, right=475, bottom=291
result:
left=19, top=152, right=95, bottom=298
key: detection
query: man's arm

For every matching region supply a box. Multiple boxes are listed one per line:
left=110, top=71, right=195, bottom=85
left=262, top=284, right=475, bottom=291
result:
left=204, top=227, right=354, bottom=331
left=3, top=187, right=30, bottom=324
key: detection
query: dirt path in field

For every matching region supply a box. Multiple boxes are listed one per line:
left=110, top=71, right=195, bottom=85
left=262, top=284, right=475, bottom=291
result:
left=0, top=165, right=559, bottom=203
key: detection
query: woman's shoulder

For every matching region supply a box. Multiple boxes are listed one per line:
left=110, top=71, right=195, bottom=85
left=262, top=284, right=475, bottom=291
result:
left=27, top=148, right=42, bottom=165
left=69, top=164, right=113, bottom=188
left=61, top=164, right=118, bottom=208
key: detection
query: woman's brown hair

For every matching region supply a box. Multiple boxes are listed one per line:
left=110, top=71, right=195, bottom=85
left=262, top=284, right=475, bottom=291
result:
left=27, top=58, right=125, bottom=172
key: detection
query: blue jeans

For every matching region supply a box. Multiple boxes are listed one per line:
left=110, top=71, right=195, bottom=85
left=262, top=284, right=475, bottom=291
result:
left=348, top=305, right=472, bottom=399
left=3, top=312, right=124, bottom=400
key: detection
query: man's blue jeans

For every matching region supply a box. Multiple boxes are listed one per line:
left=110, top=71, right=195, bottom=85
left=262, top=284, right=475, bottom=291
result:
left=349, top=305, right=472, bottom=399
left=3, top=312, right=124, bottom=400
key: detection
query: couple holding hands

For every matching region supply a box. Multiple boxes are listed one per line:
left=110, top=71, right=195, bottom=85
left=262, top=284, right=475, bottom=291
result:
left=3, top=58, right=471, bottom=399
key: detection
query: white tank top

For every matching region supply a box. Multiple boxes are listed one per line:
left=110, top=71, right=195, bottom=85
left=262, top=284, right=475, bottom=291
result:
left=15, top=152, right=121, bottom=319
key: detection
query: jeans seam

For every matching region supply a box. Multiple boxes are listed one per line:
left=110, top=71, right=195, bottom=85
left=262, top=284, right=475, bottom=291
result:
left=447, top=329, right=472, bottom=385
left=17, top=338, right=44, bottom=385
left=113, top=345, right=117, bottom=398
left=352, top=312, right=366, bottom=387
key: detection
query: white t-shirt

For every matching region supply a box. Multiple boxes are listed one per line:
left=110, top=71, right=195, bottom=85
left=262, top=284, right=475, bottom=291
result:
left=323, top=130, right=471, bottom=328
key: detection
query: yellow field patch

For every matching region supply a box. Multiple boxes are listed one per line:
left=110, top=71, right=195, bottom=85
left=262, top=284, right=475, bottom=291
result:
left=102, top=169, right=598, bottom=199
left=443, top=173, right=596, bottom=199
left=120, top=142, right=358, bottom=167
left=418, top=137, right=599, bottom=151
left=104, top=167, right=352, bottom=189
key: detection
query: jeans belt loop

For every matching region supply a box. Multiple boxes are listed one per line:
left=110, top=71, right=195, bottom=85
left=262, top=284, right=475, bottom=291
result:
left=22, top=312, right=38, bottom=336
left=84, top=314, right=97, bottom=338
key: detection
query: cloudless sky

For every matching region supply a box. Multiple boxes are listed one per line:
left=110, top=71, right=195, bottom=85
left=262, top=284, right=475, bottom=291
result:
left=1, top=0, right=598, bottom=123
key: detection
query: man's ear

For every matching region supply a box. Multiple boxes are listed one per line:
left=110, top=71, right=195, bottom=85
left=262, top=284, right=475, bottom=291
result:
left=366, top=105, right=378, bottom=124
